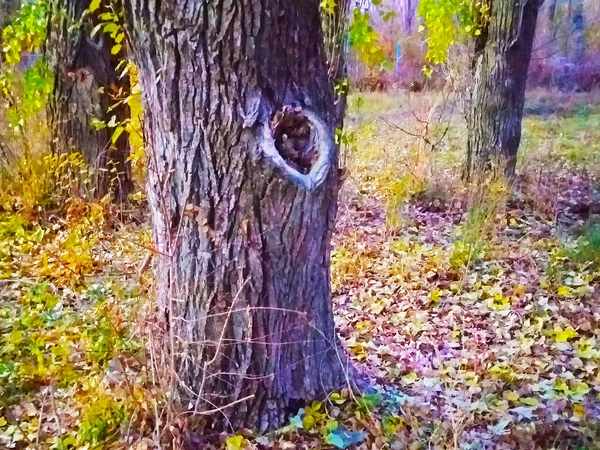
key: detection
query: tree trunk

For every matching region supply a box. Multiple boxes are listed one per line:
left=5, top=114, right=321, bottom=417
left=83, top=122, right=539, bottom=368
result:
left=465, top=0, right=543, bottom=180
left=547, top=0, right=557, bottom=46
left=47, top=0, right=132, bottom=201
left=122, top=0, right=349, bottom=434
left=571, top=0, right=585, bottom=64
left=0, top=0, right=19, bottom=31
left=404, top=0, right=416, bottom=35
left=548, top=0, right=556, bottom=32
left=323, top=0, right=351, bottom=127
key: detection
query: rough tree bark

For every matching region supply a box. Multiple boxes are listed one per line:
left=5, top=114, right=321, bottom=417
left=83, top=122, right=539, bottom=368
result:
left=122, top=0, right=349, bottom=434
left=48, top=0, right=132, bottom=201
left=465, top=0, right=544, bottom=180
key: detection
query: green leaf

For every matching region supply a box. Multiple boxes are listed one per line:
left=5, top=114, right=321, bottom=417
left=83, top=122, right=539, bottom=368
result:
left=90, top=117, right=107, bottom=130
left=0, top=362, right=14, bottom=378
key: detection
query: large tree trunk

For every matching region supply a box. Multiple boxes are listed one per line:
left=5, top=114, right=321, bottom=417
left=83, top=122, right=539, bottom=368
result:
left=48, top=0, right=132, bottom=201
left=123, top=0, right=348, bottom=434
left=465, top=0, right=543, bottom=180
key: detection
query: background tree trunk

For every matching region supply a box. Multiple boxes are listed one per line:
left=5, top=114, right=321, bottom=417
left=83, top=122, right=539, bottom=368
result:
left=465, top=0, right=543, bottom=180
left=547, top=0, right=557, bottom=42
left=0, top=0, right=20, bottom=68
left=48, top=0, right=131, bottom=201
left=0, top=0, right=19, bottom=31
left=123, top=0, right=348, bottom=434
left=404, top=0, right=416, bottom=34
left=571, top=0, right=585, bottom=63
left=323, top=0, right=351, bottom=127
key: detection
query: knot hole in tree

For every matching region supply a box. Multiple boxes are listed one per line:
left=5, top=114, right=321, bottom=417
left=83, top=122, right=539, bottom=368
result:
left=271, top=107, right=319, bottom=175
left=259, top=105, right=333, bottom=191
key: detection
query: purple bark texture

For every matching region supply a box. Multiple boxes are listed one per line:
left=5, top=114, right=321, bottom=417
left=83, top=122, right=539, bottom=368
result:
left=122, top=0, right=349, bottom=433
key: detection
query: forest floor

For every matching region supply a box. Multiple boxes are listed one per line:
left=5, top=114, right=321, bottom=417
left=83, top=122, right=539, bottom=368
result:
left=1, top=89, right=600, bottom=449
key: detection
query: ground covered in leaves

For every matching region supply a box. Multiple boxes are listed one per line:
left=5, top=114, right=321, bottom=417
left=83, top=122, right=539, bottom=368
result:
left=2, top=90, right=600, bottom=449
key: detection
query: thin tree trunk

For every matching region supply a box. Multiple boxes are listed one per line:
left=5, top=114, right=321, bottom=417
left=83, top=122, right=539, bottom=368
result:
left=548, top=0, right=557, bottom=37
left=122, top=0, right=349, bottom=434
left=405, top=0, right=415, bottom=34
left=571, top=0, right=585, bottom=64
left=0, top=0, right=19, bottom=31
left=323, top=0, right=351, bottom=127
left=48, top=0, right=132, bottom=201
left=465, top=0, right=543, bottom=180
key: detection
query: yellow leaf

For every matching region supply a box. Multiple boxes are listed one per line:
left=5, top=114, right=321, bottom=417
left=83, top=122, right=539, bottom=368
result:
left=225, top=435, right=247, bottom=450
left=554, top=379, right=569, bottom=394
left=489, top=293, right=510, bottom=311
left=573, top=404, right=585, bottom=419
left=309, top=400, right=322, bottom=411
left=0, top=416, right=6, bottom=427
left=520, top=397, right=538, bottom=406
left=557, top=285, right=570, bottom=296
left=513, top=284, right=526, bottom=297
left=303, top=400, right=323, bottom=430
left=571, top=381, right=590, bottom=397
left=88, top=0, right=101, bottom=13
left=370, top=300, right=386, bottom=314
left=554, top=327, right=578, bottom=343
left=330, top=392, right=346, bottom=405
left=504, top=391, right=520, bottom=402
left=577, top=339, right=597, bottom=358
left=402, top=372, right=419, bottom=384
left=428, top=289, right=441, bottom=303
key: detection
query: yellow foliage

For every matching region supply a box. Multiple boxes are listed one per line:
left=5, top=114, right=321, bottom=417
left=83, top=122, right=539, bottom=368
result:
left=553, top=327, right=578, bottom=343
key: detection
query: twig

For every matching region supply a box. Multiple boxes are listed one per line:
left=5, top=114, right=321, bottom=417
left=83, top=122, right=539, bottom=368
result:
left=137, top=251, right=152, bottom=275
left=36, top=390, right=48, bottom=449
left=196, top=395, right=255, bottom=416
left=49, top=384, right=62, bottom=436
